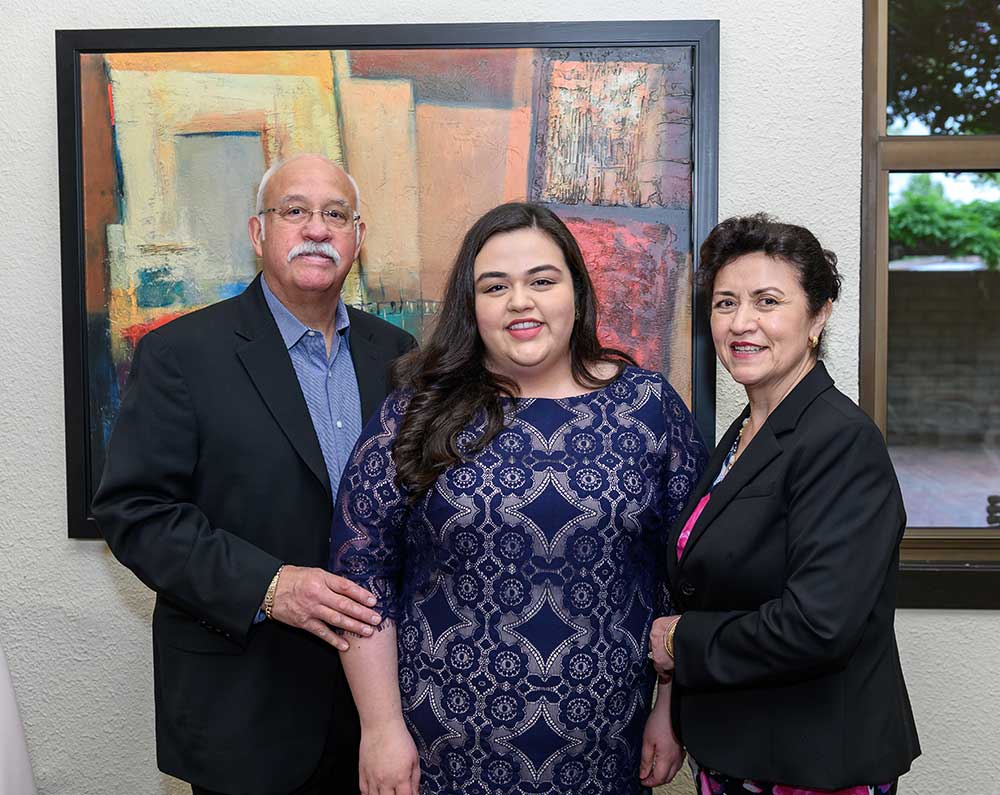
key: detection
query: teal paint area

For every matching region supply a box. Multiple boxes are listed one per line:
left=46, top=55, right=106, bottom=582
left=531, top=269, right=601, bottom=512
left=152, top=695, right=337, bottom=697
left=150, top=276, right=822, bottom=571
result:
left=367, top=299, right=439, bottom=341
left=137, top=267, right=185, bottom=308
left=176, top=130, right=260, bottom=138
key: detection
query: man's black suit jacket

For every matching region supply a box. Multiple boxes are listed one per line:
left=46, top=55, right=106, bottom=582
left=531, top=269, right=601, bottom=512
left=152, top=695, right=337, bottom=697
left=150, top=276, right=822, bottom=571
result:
left=93, top=274, right=416, bottom=794
left=666, top=362, right=920, bottom=790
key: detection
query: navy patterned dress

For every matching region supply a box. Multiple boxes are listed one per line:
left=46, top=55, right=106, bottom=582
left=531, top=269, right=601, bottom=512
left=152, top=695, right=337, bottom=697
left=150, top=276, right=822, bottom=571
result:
left=330, top=367, right=706, bottom=795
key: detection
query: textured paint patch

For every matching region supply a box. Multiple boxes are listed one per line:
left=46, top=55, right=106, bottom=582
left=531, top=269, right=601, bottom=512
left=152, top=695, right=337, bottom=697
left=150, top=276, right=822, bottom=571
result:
left=79, top=54, right=118, bottom=313
left=173, top=131, right=264, bottom=288
left=106, top=50, right=339, bottom=95
left=414, top=101, right=530, bottom=302
left=176, top=111, right=265, bottom=136
left=334, top=51, right=422, bottom=306
left=136, top=267, right=184, bottom=308
left=533, top=48, right=692, bottom=209
left=348, top=49, right=519, bottom=107
left=560, top=211, right=691, bottom=405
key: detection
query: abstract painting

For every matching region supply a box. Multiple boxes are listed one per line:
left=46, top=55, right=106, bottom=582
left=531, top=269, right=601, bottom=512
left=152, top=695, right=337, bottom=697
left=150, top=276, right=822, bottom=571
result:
left=58, top=22, right=719, bottom=536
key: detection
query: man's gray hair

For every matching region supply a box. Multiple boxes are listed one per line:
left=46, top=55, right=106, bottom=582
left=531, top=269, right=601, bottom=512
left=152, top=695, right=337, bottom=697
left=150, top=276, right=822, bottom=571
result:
left=255, top=154, right=362, bottom=217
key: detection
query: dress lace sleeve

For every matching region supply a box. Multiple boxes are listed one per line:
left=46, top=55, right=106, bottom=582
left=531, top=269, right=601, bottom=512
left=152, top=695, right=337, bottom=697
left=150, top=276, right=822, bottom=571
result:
left=329, top=391, right=412, bottom=624
left=655, top=377, right=708, bottom=616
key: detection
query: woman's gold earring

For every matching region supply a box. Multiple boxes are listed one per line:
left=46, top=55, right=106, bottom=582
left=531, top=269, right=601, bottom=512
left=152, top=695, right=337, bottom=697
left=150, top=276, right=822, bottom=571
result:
left=808, top=335, right=819, bottom=349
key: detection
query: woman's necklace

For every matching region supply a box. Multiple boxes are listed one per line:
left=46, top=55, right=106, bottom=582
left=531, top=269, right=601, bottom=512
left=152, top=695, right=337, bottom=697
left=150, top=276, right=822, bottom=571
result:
left=722, top=416, right=752, bottom=477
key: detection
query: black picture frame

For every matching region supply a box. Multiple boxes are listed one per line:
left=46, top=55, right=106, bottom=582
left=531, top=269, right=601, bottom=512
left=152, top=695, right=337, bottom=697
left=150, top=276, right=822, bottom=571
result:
left=56, top=20, right=720, bottom=539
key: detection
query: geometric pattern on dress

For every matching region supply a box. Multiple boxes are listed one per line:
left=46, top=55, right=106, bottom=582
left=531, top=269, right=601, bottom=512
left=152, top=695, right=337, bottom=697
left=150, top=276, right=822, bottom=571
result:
left=614, top=588, right=654, bottom=657
left=415, top=578, right=474, bottom=653
left=610, top=690, right=649, bottom=754
left=405, top=686, right=462, bottom=756
left=516, top=398, right=585, bottom=447
left=509, top=474, right=596, bottom=555
left=502, top=585, right=587, bottom=674
left=618, top=379, right=665, bottom=442
left=497, top=703, right=584, bottom=782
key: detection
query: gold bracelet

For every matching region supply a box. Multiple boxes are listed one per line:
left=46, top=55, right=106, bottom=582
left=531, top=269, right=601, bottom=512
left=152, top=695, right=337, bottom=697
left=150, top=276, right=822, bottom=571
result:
left=263, top=565, right=284, bottom=620
left=665, top=617, right=680, bottom=659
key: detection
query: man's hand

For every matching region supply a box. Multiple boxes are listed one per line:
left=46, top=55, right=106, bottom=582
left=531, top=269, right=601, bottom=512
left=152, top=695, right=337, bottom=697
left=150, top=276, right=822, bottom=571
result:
left=359, top=717, right=420, bottom=795
left=269, top=565, right=381, bottom=651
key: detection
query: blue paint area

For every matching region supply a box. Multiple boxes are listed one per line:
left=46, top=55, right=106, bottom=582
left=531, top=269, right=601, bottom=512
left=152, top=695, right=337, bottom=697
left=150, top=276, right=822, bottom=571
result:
left=87, top=313, right=120, bottom=492
left=136, top=267, right=185, bottom=308
left=175, top=130, right=260, bottom=137
left=217, top=280, right=250, bottom=299
left=111, top=134, right=126, bottom=220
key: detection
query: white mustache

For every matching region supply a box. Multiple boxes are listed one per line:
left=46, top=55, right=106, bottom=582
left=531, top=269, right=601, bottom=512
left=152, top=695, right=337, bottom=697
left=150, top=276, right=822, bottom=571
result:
left=287, top=241, right=342, bottom=265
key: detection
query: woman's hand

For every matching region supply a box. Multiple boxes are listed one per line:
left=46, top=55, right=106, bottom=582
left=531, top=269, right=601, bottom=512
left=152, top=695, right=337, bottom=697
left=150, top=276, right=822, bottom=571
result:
left=649, top=616, right=680, bottom=677
left=639, top=692, right=685, bottom=787
left=358, top=718, right=420, bottom=795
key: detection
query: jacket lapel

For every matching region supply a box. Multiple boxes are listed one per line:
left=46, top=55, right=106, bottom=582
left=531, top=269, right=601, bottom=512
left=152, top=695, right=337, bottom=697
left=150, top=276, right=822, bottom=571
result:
left=347, top=307, right=388, bottom=422
left=666, top=414, right=740, bottom=582
left=234, top=275, right=332, bottom=500
left=677, top=423, right=782, bottom=567
left=673, top=362, right=836, bottom=569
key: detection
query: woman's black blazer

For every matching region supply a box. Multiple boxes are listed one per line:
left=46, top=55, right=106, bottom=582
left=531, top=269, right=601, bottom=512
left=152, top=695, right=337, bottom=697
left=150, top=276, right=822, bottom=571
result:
left=666, top=362, right=920, bottom=789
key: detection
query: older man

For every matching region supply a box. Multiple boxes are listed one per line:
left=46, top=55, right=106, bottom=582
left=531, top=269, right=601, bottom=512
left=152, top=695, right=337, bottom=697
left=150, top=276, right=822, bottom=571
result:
left=94, top=155, right=415, bottom=795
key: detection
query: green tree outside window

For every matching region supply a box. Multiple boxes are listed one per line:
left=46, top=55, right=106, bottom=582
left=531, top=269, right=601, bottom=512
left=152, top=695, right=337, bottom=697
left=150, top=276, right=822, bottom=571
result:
left=890, top=173, right=1000, bottom=268
left=888, top=0, right=999, bottom=135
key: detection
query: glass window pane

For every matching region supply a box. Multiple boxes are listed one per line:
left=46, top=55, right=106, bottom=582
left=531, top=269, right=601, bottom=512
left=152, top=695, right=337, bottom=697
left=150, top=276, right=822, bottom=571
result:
left=887, top=1, right=1000, bottom=135
left=887, top=172, right=1000, bottom=527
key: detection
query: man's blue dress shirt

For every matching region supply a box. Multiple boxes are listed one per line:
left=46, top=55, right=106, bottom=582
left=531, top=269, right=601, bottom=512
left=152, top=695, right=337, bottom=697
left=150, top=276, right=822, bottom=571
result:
left=255, top=276, right=364, bottom=622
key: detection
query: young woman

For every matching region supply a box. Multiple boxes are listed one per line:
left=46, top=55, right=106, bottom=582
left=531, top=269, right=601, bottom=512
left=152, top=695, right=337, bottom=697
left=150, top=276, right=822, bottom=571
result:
left=330, top=202, right=706, bottom=795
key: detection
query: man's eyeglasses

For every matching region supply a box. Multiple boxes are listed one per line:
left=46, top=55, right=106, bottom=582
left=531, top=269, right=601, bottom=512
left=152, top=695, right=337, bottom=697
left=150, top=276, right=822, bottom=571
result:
left=259, top=205, right=360, bottom=231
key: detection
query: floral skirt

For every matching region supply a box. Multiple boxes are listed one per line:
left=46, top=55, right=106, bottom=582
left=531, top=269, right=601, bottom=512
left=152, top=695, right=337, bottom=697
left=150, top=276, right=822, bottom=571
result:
left=692, top=761, right=897, bottom=795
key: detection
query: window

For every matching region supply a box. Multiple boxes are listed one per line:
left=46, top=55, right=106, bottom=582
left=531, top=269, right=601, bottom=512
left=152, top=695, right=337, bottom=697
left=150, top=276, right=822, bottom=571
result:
left=862, top=0, right=1000, bottom=607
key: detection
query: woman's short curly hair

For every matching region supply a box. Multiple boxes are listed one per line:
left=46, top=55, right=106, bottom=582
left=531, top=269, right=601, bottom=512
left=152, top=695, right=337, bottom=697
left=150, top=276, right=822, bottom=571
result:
left=698, top=213, right=843, bottom=318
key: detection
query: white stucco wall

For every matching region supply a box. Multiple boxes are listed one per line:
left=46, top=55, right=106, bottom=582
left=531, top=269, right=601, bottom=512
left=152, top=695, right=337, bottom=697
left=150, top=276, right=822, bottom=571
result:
left=0, top=2, right=996, bottom=794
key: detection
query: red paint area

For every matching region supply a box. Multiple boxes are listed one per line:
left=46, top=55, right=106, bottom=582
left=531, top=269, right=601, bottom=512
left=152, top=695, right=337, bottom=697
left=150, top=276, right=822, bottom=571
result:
left=121, top=312, right=186, bottom=349
left=562, top=216, right=681, bottom=370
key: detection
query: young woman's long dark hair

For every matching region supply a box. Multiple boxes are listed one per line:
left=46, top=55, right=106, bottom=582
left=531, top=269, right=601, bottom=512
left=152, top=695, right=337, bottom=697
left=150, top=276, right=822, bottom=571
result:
left=392, top=201, right=635, bottom=499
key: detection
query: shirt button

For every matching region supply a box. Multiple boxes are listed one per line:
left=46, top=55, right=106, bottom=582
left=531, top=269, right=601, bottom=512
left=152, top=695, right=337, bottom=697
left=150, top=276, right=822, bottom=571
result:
left=307, top=331, right=316, bottom=337
left=328, top=371, right=333, bottom=378
left=336, top=420, right=343, bottom=429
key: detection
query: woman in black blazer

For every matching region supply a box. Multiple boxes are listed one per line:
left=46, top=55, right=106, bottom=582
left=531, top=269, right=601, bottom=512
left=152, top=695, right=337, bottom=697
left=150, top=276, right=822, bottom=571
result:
left=649, top=215, right=919, bottom=794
